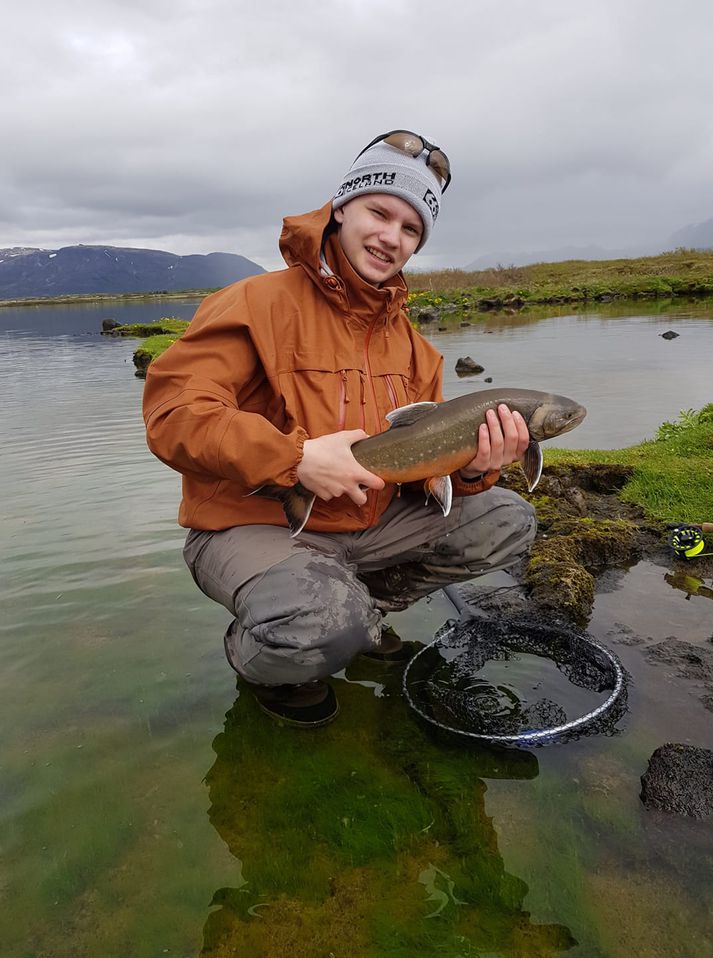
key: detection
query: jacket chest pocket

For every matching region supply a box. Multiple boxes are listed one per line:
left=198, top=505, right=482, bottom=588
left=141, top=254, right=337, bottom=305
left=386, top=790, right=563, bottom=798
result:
left=277, top=358, right=363, bottom=435
left=276, top=349, right=413, bottom=437
left=382, top=372, right=411, bottom=412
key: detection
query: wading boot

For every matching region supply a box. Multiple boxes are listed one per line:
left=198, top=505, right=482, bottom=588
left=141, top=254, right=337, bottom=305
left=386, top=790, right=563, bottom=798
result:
left=247, top=680, right=339, bottom=728
left=361, top=623, right=415, bottom=664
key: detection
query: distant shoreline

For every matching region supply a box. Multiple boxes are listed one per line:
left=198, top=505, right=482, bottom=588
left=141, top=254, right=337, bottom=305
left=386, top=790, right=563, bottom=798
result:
left=3, top=249, right=713, bottom=310
left=0, top=289, right=213, bottom=308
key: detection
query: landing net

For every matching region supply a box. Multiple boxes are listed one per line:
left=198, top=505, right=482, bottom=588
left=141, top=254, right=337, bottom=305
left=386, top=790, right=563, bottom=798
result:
left=402, top=615, right=626, bottom=746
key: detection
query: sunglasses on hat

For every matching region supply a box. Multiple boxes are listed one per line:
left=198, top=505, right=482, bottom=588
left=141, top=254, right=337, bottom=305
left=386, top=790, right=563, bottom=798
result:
left=355, top=130, right=452, bottom=193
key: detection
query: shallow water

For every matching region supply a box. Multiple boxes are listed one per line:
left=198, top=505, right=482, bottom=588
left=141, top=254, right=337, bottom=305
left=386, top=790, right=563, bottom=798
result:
left=1, top=299, right=712, bottom=957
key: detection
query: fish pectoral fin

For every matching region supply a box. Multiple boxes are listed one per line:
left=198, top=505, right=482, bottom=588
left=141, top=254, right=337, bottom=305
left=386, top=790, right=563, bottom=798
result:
left=522, top=439, right=543, bottom=492
left=424, top=476, right=453, bottom=517
left=385, top=401, right=439, bottom=428
left=248, top=482, right=315, bottom=537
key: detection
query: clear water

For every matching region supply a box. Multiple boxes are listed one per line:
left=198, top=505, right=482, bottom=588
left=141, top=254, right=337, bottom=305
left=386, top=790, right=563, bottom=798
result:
left=426, top=301, right=713, bottom=448
left=1, top=299, right=712, bottom=957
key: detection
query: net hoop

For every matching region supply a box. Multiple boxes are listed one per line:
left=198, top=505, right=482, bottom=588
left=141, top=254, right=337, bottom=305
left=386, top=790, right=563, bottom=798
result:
left=402, top=620, right=626, bottom=745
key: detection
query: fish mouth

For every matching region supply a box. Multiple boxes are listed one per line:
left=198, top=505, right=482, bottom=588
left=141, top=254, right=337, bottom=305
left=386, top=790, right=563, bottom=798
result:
left=552, top=404, right=587, bottom=436
left=531, top=402, right=587, bottom=439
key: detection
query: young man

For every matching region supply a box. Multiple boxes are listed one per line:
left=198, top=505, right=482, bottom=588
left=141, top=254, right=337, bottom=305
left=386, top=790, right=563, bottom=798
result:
left=143, top=130, right=536, bottom=727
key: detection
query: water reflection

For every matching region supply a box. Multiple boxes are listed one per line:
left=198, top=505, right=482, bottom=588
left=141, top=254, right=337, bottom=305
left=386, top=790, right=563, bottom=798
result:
left=665, top=569, right=713, bottom=600
left=202, top=677, right=576, bottom=956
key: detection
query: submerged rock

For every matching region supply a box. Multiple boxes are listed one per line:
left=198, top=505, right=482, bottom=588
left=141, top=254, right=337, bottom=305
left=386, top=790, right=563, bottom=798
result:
left=660, top=330, right=680, bottom=340
left=640, top=744, right=713, bottom=818
left=644, top=638, right=713, bottom=682
left=643, top=637, right=713, bottom=711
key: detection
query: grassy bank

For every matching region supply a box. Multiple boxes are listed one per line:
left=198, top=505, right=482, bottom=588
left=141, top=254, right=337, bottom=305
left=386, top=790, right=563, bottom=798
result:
left=405, top=248, right=713, bottom=316
left=103, top=319, right=190, bottom=375
left=0, top=290, right=210, bottom=308
left=544, top=405, right=713, bottom=525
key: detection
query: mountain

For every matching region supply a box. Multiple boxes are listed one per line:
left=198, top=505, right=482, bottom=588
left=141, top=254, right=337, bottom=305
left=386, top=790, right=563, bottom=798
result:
left=667, top=217, right=713, bottom=250
left=464, top=242, right=662, bottom=270
left=0, top=244, right=265, bottom=298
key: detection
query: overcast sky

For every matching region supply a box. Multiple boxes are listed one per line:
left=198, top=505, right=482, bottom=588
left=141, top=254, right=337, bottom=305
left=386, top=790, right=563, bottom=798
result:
left=3, top=0, right=713, bottom=270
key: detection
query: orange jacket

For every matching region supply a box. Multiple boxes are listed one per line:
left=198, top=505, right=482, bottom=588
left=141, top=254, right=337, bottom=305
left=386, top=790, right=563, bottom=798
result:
left=143, top=201, right=498, bottom=531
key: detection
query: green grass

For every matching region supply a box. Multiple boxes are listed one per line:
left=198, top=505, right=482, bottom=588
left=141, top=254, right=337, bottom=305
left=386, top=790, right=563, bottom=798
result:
left=545, top=404, right=713, bottom=524
left=405, top=248, right=713, bottom=313
left=107, top=317, right=190, bottom=337
left=107, top=318, right=190, bottom=375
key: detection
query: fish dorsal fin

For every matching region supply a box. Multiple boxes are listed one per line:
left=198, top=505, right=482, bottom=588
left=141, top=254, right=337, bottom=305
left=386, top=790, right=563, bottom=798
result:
left=385, top=401, right=439, bottom=428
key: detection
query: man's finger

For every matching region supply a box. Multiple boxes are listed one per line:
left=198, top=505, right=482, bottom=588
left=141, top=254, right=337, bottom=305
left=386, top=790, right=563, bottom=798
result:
left=355, top=470, right=385, bottom=491
left=486, top=408, right=504, bottom=451
left=498, top=404, right=520, bottom=454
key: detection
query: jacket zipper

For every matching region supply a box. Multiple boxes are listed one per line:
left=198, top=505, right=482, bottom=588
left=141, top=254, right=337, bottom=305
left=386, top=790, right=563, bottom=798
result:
left=363, top=320, right=382, bottom=527
left=338, top=370, right=348, bottom=430
left=385, top=374, right=398, bottom=411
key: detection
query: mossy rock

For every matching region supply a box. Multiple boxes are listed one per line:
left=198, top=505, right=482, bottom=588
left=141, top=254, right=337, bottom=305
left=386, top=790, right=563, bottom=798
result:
left=132, top=335, right=180, bottom=378
left=524, top=517, right=641, bottom=622
left=545, top=517, right=641, bottom=573
left=526, top=558, right=595, bottom=623
left=103, top=317, right=190, bottom=338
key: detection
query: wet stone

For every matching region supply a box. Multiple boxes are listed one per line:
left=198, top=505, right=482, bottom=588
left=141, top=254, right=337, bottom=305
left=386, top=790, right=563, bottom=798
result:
left=455, top=356, right=485, bottom=376
left=644, top=638, right=713, bottom=682
left=640, top=744, right=713, bottom=819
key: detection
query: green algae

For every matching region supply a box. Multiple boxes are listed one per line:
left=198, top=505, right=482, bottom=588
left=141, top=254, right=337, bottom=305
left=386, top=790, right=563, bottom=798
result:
left=200, top=682, right=576, bottom=957
left=485, top=739, right=713, bottom=958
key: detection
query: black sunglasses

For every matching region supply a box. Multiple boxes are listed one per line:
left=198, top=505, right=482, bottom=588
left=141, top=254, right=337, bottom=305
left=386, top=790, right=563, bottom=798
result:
left=355, top=130, right=452, bottom=193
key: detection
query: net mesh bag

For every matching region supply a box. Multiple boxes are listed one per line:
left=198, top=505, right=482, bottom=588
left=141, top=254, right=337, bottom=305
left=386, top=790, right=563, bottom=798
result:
left=403, top=614, right=628, bottom=745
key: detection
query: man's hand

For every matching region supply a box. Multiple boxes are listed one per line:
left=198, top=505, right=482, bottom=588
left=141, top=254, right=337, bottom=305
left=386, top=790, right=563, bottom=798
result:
left=459, top=405, right=530, bottom=479
left=297, top=430, right=385, bottom=506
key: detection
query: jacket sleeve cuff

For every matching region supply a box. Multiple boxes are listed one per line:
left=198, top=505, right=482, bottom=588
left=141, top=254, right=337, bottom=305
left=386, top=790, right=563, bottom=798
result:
left=285, top=429, right=307, bottom=485
left=450, top=468, right=501, bottom=497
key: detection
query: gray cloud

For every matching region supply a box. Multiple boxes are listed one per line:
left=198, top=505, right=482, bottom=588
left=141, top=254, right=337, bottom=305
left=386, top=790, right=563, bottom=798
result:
left=2, top=0, right=713, bottom=270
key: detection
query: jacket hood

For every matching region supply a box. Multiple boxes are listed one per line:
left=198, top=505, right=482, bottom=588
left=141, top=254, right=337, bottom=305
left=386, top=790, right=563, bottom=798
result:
left=279, top=200, right=408, bottom=324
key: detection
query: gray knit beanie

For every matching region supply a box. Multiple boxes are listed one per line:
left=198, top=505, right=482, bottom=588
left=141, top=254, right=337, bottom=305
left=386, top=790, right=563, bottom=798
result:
left=332, top=140, right=444, bottom=252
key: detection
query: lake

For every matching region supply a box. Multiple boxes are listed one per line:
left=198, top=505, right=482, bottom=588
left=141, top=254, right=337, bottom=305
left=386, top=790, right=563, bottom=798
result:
left=1, top=297, right=712, bottom=957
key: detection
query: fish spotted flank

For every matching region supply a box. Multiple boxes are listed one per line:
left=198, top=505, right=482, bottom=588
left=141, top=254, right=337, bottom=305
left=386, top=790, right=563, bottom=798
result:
left=257, top=387, right=586, bottom=537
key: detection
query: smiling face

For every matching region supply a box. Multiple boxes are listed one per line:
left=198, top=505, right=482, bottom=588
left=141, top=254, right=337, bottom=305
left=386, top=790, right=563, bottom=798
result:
left=333, top=194, right=424, bottom=286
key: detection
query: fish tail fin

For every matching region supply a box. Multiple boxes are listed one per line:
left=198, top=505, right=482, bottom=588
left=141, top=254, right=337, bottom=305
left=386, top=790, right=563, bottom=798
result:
left=247, top=483, right=316, bottom=537
left=423, top=475, right=453, bottom=517
left=522, top=440, right=543, bottom=491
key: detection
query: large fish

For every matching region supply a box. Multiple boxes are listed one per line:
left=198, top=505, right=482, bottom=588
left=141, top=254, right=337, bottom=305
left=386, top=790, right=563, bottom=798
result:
left=256, top=387, right=586, bottom=537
